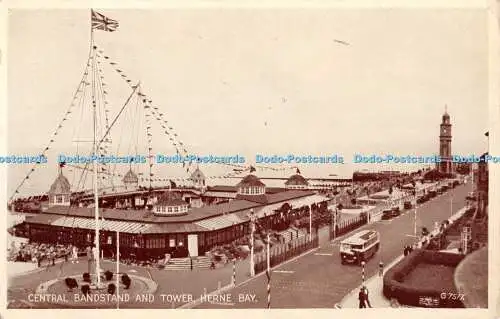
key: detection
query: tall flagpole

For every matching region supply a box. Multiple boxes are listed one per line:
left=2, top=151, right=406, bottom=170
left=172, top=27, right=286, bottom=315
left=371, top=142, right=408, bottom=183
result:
left=90, top=9, right=102, bottom=288
left=116, top=231, right=120, bottom=309
left=266, top=233, right=271, bottom=309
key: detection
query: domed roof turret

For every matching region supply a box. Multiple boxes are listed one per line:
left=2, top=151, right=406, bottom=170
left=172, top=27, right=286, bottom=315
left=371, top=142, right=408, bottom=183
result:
left=236, top=174, right=266, bottom=187
left=49, top=171, right=71, bottom=194
left=190, top=167, right=205, bottom=181
left=285, top=174, right=309, bottom=186
left=442, top=106, right=450, bottom=122
left=122, top=169, right=138, bottom=184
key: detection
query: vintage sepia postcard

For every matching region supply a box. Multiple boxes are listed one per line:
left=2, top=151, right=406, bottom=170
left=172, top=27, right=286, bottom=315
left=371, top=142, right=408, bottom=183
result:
left=1, top=1, right=497, bottom=318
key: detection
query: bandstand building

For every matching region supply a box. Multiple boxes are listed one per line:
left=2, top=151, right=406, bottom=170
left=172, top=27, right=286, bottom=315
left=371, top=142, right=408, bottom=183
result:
left=24, top=171, right=329, bottom=259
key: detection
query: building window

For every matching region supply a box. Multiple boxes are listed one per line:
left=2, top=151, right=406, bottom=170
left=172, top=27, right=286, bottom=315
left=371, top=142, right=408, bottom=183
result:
left=56, top=195, right=63, bottom=204
left=168, top=207, right=172, bottom=213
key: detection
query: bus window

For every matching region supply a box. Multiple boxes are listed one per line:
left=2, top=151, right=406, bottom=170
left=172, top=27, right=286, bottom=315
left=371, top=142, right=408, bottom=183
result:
left=341, top=244, right=351, bottom=250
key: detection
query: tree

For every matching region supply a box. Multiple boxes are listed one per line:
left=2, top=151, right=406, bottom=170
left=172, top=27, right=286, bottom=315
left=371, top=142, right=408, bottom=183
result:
left=81, top=284, right=90, bottom=296
left=456, top=163, right=471, bottom=175
left=108, top=283, right=116, bottom=295
left=121, top=274, right=131, bottom=289
left=83, top=272, right=91, bottom=283
left=104, top=270, right=113, bottom=281
left=65, top=278, right=78, bottom=291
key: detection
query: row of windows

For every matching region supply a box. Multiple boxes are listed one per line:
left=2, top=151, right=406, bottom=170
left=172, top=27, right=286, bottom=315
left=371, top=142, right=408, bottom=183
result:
left=286, top=185, right=308, bottom=189
left=51, top=195, right=68, bottom=203
left=239, top=186, right=265, bottom=195
left=363, top=236, right=379, bottom=248
left=155, top=205, right=188, bottom=214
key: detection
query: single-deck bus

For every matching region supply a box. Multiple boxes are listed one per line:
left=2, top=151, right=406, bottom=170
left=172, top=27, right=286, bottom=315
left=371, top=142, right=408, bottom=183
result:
left=340, top=229, right=380, bottom=265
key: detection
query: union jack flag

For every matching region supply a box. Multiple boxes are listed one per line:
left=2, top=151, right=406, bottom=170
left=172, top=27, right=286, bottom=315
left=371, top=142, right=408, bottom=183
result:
left=91, top=10, right=119, bottom=32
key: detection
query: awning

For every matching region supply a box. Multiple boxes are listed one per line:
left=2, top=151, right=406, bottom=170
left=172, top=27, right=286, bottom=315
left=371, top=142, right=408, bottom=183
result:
left=286, top=194, right=330, bottom=208
left=51, top=216, right=152, bottom=234
left=202, top=191, right=237, bottom=198
left=194, top=213, right=246, bottom=231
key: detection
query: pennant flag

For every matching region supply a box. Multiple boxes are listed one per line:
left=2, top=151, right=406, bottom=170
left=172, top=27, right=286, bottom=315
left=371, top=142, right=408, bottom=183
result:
left=91, top=10, right=119, bottom=32
left=485, top=131, right=489, bottom=137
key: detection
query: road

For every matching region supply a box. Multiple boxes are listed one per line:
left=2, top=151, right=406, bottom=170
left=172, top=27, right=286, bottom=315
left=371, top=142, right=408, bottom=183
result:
left=195, top=182, right=472, bottom=308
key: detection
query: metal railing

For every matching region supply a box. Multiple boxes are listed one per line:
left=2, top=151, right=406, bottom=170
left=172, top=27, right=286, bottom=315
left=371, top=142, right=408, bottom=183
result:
left=329, top=214, right=368, bottom=240
left=254, top=235, right=319, bottom=274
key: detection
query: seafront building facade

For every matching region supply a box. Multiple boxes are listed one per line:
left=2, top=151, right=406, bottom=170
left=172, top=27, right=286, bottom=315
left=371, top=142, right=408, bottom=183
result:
left=22, top=170, right=329, bottom=259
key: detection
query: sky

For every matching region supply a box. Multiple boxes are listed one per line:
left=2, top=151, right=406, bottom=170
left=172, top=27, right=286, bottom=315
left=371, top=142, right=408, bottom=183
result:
left=7, top=8, right=489, bottom=196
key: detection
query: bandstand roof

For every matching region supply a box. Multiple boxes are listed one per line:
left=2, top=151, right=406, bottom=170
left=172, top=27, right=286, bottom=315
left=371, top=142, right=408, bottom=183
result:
left=25, top=191, right=329, bottom=233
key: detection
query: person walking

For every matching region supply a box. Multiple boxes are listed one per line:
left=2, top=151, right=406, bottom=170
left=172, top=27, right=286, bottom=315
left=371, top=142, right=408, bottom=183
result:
left=358, top=287, right=367, bottom=308
left=378, top=261, right=384, bottom=277
left=362, top=286, right=372, bottom=308
left=72, top=245, right=79, bottom=264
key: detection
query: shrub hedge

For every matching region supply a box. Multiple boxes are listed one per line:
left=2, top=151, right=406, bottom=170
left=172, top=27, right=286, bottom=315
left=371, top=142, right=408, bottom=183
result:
left=383, top=249, right=465, bottom=308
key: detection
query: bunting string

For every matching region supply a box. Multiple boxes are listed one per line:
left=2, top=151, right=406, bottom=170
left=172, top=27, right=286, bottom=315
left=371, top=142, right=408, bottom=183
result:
left=8, top=55, right=93, bottom=202
left=139, top=87, right=155, bottom=189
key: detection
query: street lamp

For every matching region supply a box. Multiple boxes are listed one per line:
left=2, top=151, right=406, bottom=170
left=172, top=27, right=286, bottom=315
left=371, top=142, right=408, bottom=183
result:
left=308, top=205, right=312, bottom=240
left=361, top=261, right=366, bottom=285
left=414, top=195, right=418, bottom=238
left=249, top=209, right=255, bottom=277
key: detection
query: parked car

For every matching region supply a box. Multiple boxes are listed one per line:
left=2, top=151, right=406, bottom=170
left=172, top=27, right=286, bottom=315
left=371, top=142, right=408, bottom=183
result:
left=428, top=190, right=437, bottom=198
left=466, top=192, right=477, bottom=201
left=391, top=207, right=401, bottom=216
left=381, top=208, right=400, bottom=220
left=420, top=193, right=431, bottom=203
left=381, top=209, right=394, bottom=220
left=403, top=201, right=412, bottom=209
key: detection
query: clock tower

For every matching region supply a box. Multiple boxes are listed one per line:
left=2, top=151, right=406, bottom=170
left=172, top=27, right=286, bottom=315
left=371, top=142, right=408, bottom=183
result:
left=439, top=106, right=452, bottom=175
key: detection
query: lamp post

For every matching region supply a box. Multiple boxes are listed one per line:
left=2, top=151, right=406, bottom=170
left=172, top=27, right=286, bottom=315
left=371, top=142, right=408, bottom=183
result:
left=266, top=232, right=271, bottom=309
left=361, top=261, right=366, bottom=285
left=308, top=205, right=312, bottom=240
left=116, top=231, right=120, bottom=309
left=450, top=192, right=453, bottom=218
left=249, top=209, right=255, bottom=277
left=414, top=202, right=417, bottom=238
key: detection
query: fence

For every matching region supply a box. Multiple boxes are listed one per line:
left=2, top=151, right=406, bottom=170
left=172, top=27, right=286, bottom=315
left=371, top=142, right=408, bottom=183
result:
left=329, top=214, right=368, bottom=240
left=254, top=235, right=319, bottom=274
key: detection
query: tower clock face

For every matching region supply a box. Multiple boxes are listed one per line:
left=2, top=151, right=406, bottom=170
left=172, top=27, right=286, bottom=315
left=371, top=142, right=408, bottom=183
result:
left=443, top=128, right=447, bottom=134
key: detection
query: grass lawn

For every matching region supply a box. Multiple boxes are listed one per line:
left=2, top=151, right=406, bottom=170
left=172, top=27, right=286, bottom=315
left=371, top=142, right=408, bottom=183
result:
left=402, top=263, right=456, bottom=291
